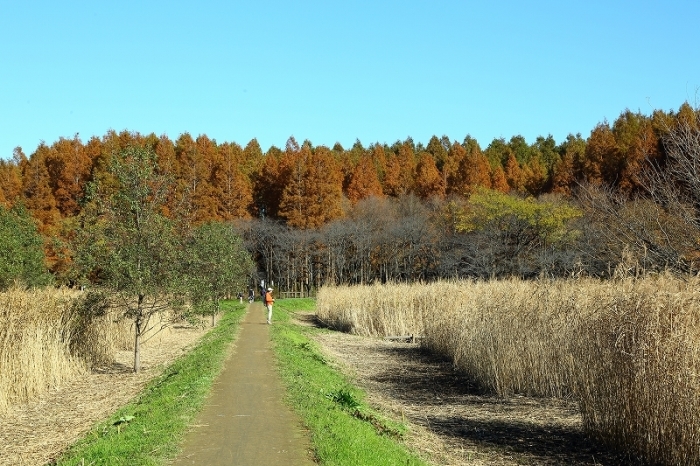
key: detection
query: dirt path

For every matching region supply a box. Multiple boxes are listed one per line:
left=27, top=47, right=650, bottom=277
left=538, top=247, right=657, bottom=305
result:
left=171, top=303, right=314, bottom=466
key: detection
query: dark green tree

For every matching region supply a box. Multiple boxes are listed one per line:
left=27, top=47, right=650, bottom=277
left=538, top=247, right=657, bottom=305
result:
left=183, top=221, right=255, bottom=326
left=0, top=203, right=51, bottom=289
left=76, top=145, right=183, bottom=372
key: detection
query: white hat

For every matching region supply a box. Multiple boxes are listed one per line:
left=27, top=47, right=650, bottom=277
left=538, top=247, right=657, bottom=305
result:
left=267, top=287, right=273, bottom=291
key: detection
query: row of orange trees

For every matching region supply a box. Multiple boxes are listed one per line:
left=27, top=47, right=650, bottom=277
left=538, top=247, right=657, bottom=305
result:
left=1, top=103, right=698, bottom=264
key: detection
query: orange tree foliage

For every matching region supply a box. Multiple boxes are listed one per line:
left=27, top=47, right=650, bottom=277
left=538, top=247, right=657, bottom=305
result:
left=445, top=141, right=467, bottom=195
left=9, top=101, right=700, bottom=241
left=491, top=164, right=509, bottom=193
left=459, top=139, right=492, bottom=194
left=45, top=135, right=96, bottom=217
left=278, top=143, right=343, bottom=229
left=346, top=154, right=384, bottom=203
left=383, top=139, right=416, bottom=196
left=216, top=142, right=253, bottom=219
left=19, top=143, right=60, bottom=234
left=0, top=150, right=23, bottom=207
left=414, top=152, right=445, bottom=199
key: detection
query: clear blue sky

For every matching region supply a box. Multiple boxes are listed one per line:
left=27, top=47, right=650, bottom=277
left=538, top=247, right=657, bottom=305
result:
left=1, top=0, right=699, bottom=159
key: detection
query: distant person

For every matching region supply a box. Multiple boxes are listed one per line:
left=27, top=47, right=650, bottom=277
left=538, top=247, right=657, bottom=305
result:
left=237, top=292, right=243, bottom=303
left=248, top=288, right=255, bottom=303
left=264, top=287, right=275, bottom=324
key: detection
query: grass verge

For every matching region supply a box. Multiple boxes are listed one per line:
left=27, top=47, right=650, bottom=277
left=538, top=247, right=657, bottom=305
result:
left=271, top=298, right=427, bottom=466
left=52, top=300, right=247, bottom=466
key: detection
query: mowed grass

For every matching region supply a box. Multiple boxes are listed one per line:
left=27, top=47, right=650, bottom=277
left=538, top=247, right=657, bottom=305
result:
left=53, top=300, right=246, bottom=466
left=271, top=298, right=427, bottom=466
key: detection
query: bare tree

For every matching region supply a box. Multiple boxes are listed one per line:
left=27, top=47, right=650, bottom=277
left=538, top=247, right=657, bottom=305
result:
left=578, top=105, right=700, bottom=274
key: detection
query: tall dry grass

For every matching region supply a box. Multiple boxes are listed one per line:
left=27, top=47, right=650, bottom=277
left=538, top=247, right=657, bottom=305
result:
left=0, top=287, right=131, bottom=414
left=317, top=276, right=700, bottom=465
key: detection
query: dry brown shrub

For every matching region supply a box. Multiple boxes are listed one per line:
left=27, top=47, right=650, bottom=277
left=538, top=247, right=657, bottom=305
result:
left=317, top=276, right=700, bottom=465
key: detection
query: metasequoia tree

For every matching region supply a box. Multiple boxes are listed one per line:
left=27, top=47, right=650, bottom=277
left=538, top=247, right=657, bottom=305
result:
left=0, top=150, right=23, bottom=206
left=278, top=144, right=343, bottom=228
left=445, top=141, right=467, bottom=195
left=216, top=142, right=253, bottom=219
left=45, top=135, right=95, bottom=217
left=383, top=140, right=416, bottom=196
left=490, top=164, right=510, bottom=193
left=414, top=152, right=445, bottom=199
left=19, top=143, right=60, bottom=234
left=346, top=154, right=383, bottom=203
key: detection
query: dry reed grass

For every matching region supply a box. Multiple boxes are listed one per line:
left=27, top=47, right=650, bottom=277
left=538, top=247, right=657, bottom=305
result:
left=0, top=287, right=176, bottom=415
left=317, top=276, right=700, bottom=465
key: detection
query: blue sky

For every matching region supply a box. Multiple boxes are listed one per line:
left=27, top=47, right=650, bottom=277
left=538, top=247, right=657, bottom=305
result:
left=1, top=0, right=699, bottom=159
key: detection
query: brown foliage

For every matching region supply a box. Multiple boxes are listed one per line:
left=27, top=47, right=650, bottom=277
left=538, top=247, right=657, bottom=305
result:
left=346, top=154, right=384, bottom=204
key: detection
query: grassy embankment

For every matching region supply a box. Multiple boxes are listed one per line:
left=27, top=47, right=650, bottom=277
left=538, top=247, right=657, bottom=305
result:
left=271, top=298, right=427, bottom=466
left=54, top=300, right=246, bottom=466
left=317, top=277, right=700, bottom=466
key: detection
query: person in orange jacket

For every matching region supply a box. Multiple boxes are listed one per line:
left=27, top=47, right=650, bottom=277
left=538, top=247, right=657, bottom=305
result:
left=264, top=287, right=275, bottom=324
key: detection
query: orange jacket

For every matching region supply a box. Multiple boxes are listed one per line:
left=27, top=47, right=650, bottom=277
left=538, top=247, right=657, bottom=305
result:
left=264, top=291, right=274, bottom=305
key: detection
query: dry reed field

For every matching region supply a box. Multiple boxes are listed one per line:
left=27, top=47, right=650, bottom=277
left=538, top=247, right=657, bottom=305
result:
left=0, top=287, right=174, bottom=414
left=317, top=276, right=700, bottom=465
left=0, top=287, right=205, bottom=465
left=0, top=287, right=119, bottom=413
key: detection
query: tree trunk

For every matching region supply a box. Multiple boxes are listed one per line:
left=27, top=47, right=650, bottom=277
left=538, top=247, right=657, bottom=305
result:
left=134, top=317, right=142, bottom=373
left=133, top=294, right=144, bottom=373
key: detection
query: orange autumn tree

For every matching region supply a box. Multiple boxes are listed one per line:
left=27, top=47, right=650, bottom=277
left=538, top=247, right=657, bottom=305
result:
left=216, top=142, right=253, bottom=219
left=459, top=137, right=491, bottom=194
left=383, top=139, right=416, bottom=196
left=346, top=154, right=384, bottom=203
left=611, top=110, right=662, bottom=193
left=504, top=153, right=526, bottom=193
left=173, top=133, right=218, bottom=225
left=0, top=149, right=23, bottom=207
left=491, top=164, right=510, bottom=193
left=445, top=141, right=467, bottom=195
left=583, top=122, right=617, bottom=186
left=551, top=134, right=586, bottom=195
left=254, top=147, right=283, bottom=218
left=45, top=135, right=96, bottom=218
left=278, top=142, right=343, bottom=228
left=20, top=143, right=60, bottom=234
left=414, top=152, right=445, bottom=199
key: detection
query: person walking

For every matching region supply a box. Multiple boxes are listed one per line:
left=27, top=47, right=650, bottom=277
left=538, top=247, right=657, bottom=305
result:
left=264, top=287, right=275, bottom=324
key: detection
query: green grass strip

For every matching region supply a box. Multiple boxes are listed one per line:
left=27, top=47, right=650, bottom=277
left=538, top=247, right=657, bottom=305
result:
left=53, top=300, right=247, bottom=466
left=271, top=298, right=427, bottom=466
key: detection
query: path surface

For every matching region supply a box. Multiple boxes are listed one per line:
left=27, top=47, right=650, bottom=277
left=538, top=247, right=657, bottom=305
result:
left=172, top=303, right=314, bottom=466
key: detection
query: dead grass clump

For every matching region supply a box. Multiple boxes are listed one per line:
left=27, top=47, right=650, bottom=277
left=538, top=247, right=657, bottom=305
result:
left=0, top=287, right=134, bottom=414
left=316, top=282, right=424, bottom=337
left=0, top=287, right=84, bottom=413
left=317, top=276, right=700, bottom=465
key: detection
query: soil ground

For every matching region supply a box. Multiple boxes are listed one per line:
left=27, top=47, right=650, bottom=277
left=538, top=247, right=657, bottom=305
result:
left=298, top=313, right=632, bottom=466
left=171, top=303, right=314, bottom=466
